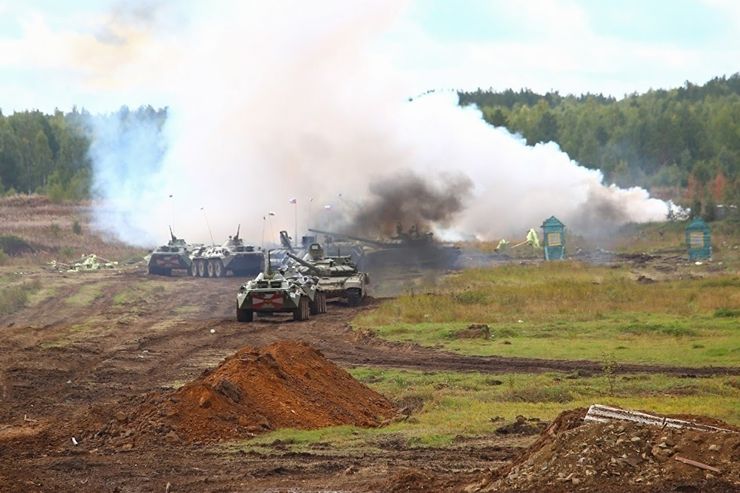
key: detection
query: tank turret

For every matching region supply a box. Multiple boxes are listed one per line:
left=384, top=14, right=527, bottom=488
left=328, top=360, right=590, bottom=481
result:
left=286, top=247, right=368, bottom=306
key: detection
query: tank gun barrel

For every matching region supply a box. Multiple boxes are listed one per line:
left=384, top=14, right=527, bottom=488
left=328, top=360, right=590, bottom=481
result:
left=308, top=228, right=388, bottom=247
left=286, top=252, right=322, bottom=274
left=279, top=230, right=294, bottom=252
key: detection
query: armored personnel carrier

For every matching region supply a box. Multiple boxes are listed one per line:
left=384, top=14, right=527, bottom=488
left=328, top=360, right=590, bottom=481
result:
left=192, top=225, right=264, bottom=277
left=236, top=252, right=327, bottom=322
left=148, top=228, right=198, bottom=276
left=286, top=243, right=368, bottom=306
left=308, top=224, right=460, bottom=271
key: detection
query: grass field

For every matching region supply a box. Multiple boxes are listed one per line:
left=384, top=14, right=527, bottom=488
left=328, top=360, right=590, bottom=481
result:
left=230, top=368, right=739, bottom=453
left=356, top=262, right=740, bottom=366
left=231, top=223, right=740, bottom=451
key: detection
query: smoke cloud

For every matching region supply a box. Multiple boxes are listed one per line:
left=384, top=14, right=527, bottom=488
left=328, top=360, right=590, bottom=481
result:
left=75, top=1, right=672, bottom=247
left=348, top=171, right=472, bottom=237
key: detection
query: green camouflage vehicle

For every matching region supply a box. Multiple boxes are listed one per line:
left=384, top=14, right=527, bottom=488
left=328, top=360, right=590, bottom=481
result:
left=236, top=253, right=327, bottom=322
left=192, top=225, right=264, bottom=278
left=148, top=228, right=198, bottom=276
left=286, top=243, right=368, bottom=306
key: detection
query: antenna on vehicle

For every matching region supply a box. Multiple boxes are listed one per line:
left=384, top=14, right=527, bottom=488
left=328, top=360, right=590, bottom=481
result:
left=201, top=207, right=215, bottom=245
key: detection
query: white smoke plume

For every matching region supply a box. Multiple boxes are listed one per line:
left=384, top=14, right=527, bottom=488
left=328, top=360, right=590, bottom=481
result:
left=78, top=1, right=671, bottom=247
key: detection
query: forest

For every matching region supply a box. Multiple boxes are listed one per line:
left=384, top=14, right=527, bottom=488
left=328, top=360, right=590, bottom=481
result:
left=0, top=75, right=737, bottom=208
left=0, top=106, right=166, bottom=201
left=459, top=74, right=740, bottom=206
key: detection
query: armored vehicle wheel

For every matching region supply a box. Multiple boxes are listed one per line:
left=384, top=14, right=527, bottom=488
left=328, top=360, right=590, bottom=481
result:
left=148, top=266, right=159, bottom=275
left=189, top=263, right=197, bottom=276
left=197, top=260, right=207, bottom=277
left=162, top=268, right=172, bottom=276
left=212, top=259, right=224, bottom=278
left=310, top=292, right=324, bottom=315
left=236, top=304, right=253, bottom=322
left=312, top=291, right=327, bottom=314
left=347, top=288, right=362, bottom=307
left=293, top=296, right=309, bottom=321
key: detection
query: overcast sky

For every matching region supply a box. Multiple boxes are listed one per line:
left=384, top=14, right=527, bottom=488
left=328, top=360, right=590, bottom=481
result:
left=0, top=0, right=738, bottom=113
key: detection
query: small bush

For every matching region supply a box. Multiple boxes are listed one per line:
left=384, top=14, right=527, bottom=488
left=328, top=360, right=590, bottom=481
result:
left=49, top=223, right=61, bottom=237
left=72, top=220, right=83, bottom=235
left=0, top=280, right=41, bottom=316
left=47, top=183, right=66, bottom=204
left=620, top=323, right=696, bottom=337
left=0, top=235, right=33, bottom=256
left=660, top=326, right=697, bottom=337
left=453, top=291, right=489, bottom=305
left=601, top=352, right=618, bottom=395
left=0, top=249, right=6, bottom=265
left=714, top=308, right=739, bottom=318
left=495, top=327, right=518, bottom=338
left=59, top=247, right=76, bottom=259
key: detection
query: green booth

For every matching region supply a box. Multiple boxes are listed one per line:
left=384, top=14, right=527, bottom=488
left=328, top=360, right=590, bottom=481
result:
left=541, top=216, right=566, bottom=260
left=685, top=218, right=711, bottom=261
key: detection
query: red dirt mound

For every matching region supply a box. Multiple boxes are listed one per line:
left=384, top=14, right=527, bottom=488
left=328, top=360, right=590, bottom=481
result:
left=470, top=408, right=740, bottom=493
left=100, top=341, right=397, bottom=443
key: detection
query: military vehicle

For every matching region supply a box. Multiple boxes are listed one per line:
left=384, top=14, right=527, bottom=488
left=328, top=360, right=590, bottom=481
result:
left=192, top=225, right=264, bottom=277
left=286, top=243, right=368, bottom=306
left=236, top=251, right=327, bottom=322
left=148, top=228, right=198, bottom=276
left=308, top=224, right=460, bottom=270
left=268, top=230, right=319, bottom=270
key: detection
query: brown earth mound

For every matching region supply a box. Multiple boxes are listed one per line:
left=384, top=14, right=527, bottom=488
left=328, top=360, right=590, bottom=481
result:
left=98, top=341, right=397, bottom=443
left=454, top=324, right=491, bottom=340
left=471, top=408, right=740, bottom=493
left=494, top=415, right=548, bottom=436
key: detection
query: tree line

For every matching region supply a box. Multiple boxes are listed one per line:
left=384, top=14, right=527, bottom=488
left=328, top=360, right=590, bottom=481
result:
left=1, top=76, right=738, bottom=208
left=459, top=74, right=740, bottom=206
left=0, top=106, right=166, bottom=202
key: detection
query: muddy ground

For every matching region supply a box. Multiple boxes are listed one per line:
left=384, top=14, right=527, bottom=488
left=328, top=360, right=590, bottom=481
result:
left=1, top=197, right=738, bottom=492
left=1, top=268, right=737, bottom=493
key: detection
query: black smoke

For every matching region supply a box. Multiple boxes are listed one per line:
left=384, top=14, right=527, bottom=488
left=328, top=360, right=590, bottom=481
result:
left=342, top=171, right=472, bottom=238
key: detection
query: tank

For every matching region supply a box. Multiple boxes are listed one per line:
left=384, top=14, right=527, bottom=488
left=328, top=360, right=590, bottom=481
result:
left=265, top=230, right=299, bottom=270
left=286, top=243, right=369, bottom=306
left=148, top=228, right=198, bottom=276
left=308, top=224, right=461, bottom=271
left=236, top=251, right=327, bottom=322
left=191, top=225, right=264, bottom=278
